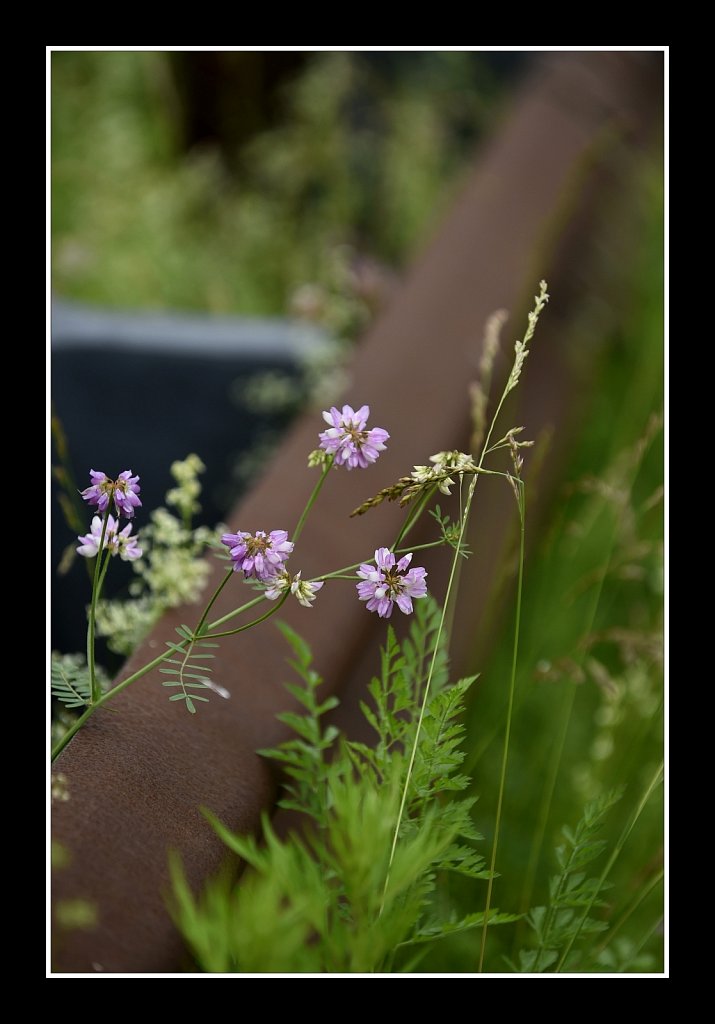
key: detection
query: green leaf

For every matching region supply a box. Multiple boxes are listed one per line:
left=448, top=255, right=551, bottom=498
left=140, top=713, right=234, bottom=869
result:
left=51, top=657, right=91, bottom=709
left=165, top=641, right=188, bottom=654
left=520, top=949, right=558, bottom=972
left=275, top=621, right=312, bottom=667
left=406, top=910, right=521, bottom=945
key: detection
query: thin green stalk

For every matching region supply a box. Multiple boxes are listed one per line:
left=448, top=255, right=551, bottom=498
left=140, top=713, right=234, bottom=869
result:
left=442, top=476, right=466, bottom=644
left=379, top=472, right=478, bottom=917
left=193, top=568, right=234, bottom=636
left=87, top=511, right=111, bottom=704
left=51, top=705, right=96, bottom=762
left=392, top=485, right=437, bottom=550
left=203, top=592, right=289, bottom=639
left=206, top=593, right=266, bottom=631
left=480, top=390, right=511, bottom=466
left=554, top=759, right=664, bottom=972
left=514, top=682, right=577, bottom=950
left=293, top=457, right=334, bottom=543
left=594, top=866, right=663, bottom=960
left=478, top=484, right=525, bottom=972
left=395, top=541, right=453, bottom=555
left=51, top=641, right=189, bottom=761
left=95, top=541, right=114, bottom=601
left=173, top=568, right=237, bottom=705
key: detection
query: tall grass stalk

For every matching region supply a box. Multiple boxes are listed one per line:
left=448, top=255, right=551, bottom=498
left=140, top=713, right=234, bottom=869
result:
left=381, top=282, right=549, bottom=934
left=478, top=485, right=525, bottom=971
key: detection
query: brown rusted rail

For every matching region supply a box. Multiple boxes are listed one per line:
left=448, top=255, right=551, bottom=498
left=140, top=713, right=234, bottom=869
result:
left=52, top=51, right=663, bottom=973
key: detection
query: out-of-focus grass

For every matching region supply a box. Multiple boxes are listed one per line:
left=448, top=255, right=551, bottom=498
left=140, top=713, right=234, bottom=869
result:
left=52, top=52, right=502, bottom=320
left=429, top=167, right=664, bottom=973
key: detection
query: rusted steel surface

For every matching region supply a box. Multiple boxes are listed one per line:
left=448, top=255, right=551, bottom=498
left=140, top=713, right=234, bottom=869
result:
left=51, top=51, right=663, bottom=973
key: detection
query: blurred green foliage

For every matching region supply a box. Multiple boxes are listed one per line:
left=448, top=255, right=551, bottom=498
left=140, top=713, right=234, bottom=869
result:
left=436, top=166, right=665, bottom=972
left=52, top=51, right=501, bottom=318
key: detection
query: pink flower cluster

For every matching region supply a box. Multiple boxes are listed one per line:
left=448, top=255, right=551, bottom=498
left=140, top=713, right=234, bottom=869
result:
left=77, top=514, right=142, bottom=561
left=220, top=529, right=294, bottom=581
left=356, top=548, right=428, bottom=618
left=81, top=470, right=142, bottom=518
left=319, top=404, right=389, bottom=470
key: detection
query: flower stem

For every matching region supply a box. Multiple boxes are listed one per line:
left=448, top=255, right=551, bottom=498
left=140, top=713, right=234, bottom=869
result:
left=203, top=592, right=289, bottom=639
left=51, top=641, right=189, bottom=762
left=87, top=511, right=111, bottom=705
left=293, top=457, right=334, bottom=544
left=478, top=483, right=525, bottom=972
left=193, top=568, right=234, bottom=637
left=51, top=705, right=95, bottom=762
left=391, top=485, right=437, bottom=551
left=206, top=594, right=265, bottom=632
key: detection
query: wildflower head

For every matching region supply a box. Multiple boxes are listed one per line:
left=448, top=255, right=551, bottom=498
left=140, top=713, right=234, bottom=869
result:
left=221, top=529, right=294, bottom=581
left=411, top=451, right=478, bottom=496
left=77, top=515, right=142, bottom=561
left=81, top=469, right=142, bottom=519
left=318, top=404, right=389, bottom=470
left=264, top=569, right=324, bottom=608
left=115, top=522, right=142, bottom=561
left=356, top=547, right=428, bottom=618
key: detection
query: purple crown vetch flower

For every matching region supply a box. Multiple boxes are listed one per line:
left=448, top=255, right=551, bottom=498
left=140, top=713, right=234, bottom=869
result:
left=318, top=404, right=389, bottom=470
left=77, top=515, right=142, bottom=561
left=81, top=470, right=142, bottom=519
left=221, top=529, right=294, bottom=581
left=356, top=547, right=428, bottom=618
left=264, top=570, right=324, bottom=608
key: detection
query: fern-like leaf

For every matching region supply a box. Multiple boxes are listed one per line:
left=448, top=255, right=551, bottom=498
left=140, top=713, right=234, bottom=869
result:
left=161, top=634, right=223, bottom=713
left=520, top=787, right=624, bottom=972
left=405, top=909, right=522, bottom=946
left=401, top=595, right=450, bottom=701
left=410, top=676, right=477, bottom=805
left=259, top=621, right=339, bottom=828
left=51, top=655, right=91, bottom=709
